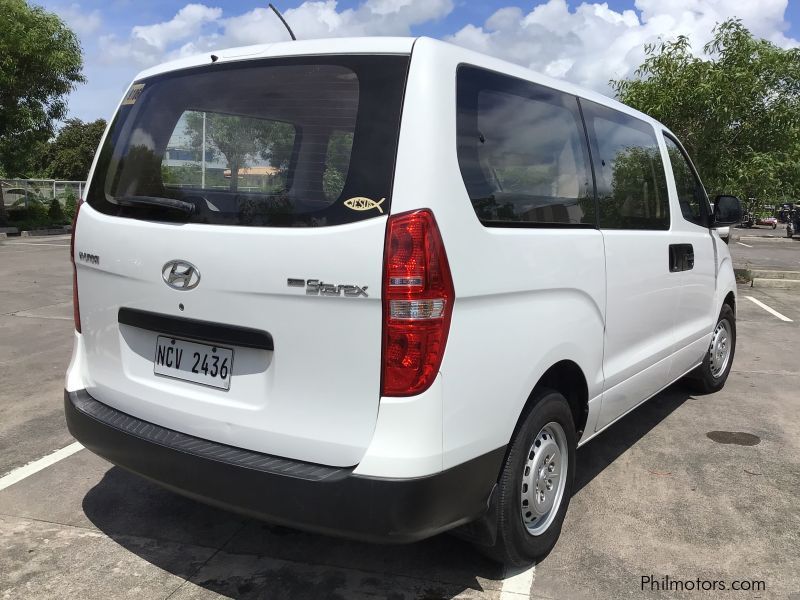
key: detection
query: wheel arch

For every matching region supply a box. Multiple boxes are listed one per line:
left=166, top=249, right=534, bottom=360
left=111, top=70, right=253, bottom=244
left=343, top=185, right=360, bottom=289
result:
left=514, top=360, right=589, bottom=441
left=715, top=251, right=738, bottom=321
left=454, top=359, right=589, bottom=547
left=723, top=290, right=736, bottom=315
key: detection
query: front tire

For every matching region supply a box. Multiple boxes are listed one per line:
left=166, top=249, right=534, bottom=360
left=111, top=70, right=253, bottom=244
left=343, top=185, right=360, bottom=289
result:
left=479, top=389, right=576, bottom=566
left=686, top=304, right=736, bottom=394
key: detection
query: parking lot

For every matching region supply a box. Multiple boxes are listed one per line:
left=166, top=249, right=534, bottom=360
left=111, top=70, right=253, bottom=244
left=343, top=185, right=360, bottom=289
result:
left=1, top=235, right=798, bottom=600
left=729, top=223, right=800, bottom=271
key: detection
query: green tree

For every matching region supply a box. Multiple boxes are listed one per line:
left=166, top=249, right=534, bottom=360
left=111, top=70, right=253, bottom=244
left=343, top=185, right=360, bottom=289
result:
left=256, top=121, right=295, bottom=175
left=611, top=19, right=800, bottom=205
left=184, top=112, right=293, bottom=193
left=45, top=118, right=106, bottom=180
left=63, top=189, right=77, bottom=220
left=323, top=131, right=352, bottom=199
left=604, top=146, right=669, bottom=227
left=0, top=0, right=85, bottom=176
left=47, top=197, right=64, bottom=222
left=186, top=113, right=256, bottom=192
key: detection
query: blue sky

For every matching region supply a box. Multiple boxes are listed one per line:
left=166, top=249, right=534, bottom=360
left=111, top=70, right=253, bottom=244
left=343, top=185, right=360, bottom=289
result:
left=39, top=0, right=800, bottom=122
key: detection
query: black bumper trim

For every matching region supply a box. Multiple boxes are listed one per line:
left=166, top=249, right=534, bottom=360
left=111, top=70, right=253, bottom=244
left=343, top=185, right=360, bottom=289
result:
left=70, top=390, right=346, bottom=481
left=65, top=389, right=505, bottom=543
left=118, top=307, right=274, bottom=351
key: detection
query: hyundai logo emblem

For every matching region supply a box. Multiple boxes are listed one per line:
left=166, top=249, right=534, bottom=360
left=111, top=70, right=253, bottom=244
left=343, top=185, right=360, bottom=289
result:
left=162, top=260, right=200, bottom=291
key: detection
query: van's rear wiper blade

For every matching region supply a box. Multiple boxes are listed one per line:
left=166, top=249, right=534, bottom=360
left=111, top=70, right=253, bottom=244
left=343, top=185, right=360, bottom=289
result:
left=117, top=195, right=195, bottom=216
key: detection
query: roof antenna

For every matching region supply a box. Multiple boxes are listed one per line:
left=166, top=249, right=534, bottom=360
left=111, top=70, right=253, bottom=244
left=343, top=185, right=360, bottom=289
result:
left=268, top=3, right=296, bottom=41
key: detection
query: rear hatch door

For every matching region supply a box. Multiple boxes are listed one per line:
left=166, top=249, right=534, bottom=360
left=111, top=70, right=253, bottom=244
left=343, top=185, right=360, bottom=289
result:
left=75, top=54, right=409, bottom=467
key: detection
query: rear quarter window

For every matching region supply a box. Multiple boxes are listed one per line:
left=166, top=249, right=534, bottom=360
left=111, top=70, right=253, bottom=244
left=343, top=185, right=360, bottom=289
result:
left=456, top=66, right=595, bottom=227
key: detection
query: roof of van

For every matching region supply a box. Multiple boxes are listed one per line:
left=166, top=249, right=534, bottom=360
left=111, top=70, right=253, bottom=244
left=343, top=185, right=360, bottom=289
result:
left=134, top=37, right=416, bottom=80
left=132, top=36, right=667, bottom=135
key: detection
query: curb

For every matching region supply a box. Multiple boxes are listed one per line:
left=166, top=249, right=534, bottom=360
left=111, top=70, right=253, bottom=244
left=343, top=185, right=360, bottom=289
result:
left=739, top=236, right=792, bottom=242
left=20, top=228, right=70, bottom=237
left=750, top=269, right=800, bottom=281
left=733, top=268, right=751, bottom=284
left=752, top=278, right=800, bottom=289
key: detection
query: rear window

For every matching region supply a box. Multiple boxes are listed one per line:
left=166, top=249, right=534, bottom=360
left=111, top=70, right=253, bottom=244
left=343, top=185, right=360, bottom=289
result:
left=88, top=55, right=409, bottom=227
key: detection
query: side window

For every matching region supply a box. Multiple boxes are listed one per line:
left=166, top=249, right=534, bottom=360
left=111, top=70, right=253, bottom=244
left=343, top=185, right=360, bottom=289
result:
left=583, top=101, right=670, bottom=230
left=663, top=134, right=709, bottom=227
left=456, top=66, right=595, bottom=226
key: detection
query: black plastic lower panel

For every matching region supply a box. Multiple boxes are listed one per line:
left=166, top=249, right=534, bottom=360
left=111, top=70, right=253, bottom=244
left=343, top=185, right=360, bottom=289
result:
left=65, top=389, right=505, bottom=543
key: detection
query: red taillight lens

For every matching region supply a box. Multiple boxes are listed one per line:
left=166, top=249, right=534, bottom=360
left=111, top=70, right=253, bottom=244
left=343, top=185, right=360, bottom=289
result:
left=381, top=210, right=455, bottom=396
left=70, top=199, right=83, bottom=332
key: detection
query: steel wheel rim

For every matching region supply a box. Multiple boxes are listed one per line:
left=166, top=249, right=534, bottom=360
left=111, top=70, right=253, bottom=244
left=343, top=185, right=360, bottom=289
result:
left=709, top=319, right=732, bottom=378
left=520, top=422, right=568, bottom=536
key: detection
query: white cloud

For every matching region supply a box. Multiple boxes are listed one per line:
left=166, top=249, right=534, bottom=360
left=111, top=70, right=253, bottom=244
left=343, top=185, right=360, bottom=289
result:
left=98, top=0, right=453, bottom=66
left=447, top=0, right=799, bottom=94
left=99, top=4, right=223, bottom=66
left=181, top=0, right=453, bottom=55
left=132, top=4, right=222, bottom=52
left=64, top=0, right=798, bottom=121
left=56, top=3, right=102, bottom=36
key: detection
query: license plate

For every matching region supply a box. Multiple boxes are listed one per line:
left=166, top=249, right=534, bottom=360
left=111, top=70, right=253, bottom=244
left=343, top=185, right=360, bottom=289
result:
left=154, top=336, right=233, bottom=390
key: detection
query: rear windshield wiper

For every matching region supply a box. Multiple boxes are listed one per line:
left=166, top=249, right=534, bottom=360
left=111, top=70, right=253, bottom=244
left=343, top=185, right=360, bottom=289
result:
left=116, top=195, right=195, bottom=216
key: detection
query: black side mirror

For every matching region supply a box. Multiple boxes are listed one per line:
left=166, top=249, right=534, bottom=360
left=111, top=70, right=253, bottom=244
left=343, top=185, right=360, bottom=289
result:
left=713, top=195, right=742, bottom=226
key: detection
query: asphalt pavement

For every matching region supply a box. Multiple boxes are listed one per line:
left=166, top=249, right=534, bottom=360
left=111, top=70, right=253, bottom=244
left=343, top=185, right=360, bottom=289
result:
left=0, top=234, right=798, bottom=599
left=0, top=235, right=74, bottom=476
left=728, top=223, right=800, bottom=271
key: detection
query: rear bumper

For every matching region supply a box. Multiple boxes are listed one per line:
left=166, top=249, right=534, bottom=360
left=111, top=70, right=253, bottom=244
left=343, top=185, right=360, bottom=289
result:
left=65, top=389, right=503, bottom=543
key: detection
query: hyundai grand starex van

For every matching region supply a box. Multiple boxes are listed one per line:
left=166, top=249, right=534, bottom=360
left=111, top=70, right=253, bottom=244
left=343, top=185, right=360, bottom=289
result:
left=64, top=37, right=743, bottom=565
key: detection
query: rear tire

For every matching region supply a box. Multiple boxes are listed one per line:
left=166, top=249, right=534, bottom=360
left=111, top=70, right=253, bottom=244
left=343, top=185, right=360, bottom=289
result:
left=686, top=304, right=736, bottom=394
left=478, top=389, right=576, bottom=566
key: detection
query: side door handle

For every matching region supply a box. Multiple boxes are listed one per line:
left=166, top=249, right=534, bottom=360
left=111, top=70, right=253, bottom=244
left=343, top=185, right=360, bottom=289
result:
left=669, top=244, right=694, bottom=272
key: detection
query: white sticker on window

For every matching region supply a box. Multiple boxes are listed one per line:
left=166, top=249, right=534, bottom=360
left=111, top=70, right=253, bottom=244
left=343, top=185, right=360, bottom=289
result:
left=121, top=84, right=145, bottom=106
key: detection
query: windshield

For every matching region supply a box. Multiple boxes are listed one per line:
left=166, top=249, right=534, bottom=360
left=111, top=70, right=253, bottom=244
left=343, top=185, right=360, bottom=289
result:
left=88, top=55, right=409, bottom=227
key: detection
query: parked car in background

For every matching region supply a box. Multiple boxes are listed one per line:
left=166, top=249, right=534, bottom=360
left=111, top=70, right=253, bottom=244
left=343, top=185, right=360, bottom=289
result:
left=1, top=187, right=30, bottom=208
left=64, top=37, right=744, bottom=566
left=756, top=216, right=778, bottom=229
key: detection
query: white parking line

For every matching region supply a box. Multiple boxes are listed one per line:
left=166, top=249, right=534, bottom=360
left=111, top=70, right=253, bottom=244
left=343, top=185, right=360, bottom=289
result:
left=0, top=442, right=83, bottom=492
left=745, top=296, right=793, bottom=322
left=500, top=564, right=535, bottom=598
left=736, top=241, right=753, bottom=248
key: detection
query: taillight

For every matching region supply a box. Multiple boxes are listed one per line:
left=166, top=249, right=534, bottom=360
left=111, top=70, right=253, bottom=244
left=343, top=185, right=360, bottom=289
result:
left=70, top=199, right=84, bottom=332
left=381, top=209, right=455, bottom=396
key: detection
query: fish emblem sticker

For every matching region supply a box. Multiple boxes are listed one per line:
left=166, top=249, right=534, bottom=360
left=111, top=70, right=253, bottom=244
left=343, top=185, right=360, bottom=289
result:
left=343, top=197, right=385, bottom=214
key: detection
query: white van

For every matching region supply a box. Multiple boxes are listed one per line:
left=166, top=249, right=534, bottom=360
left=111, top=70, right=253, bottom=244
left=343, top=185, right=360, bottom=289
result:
left=65, top=37, right=742, bottom=565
